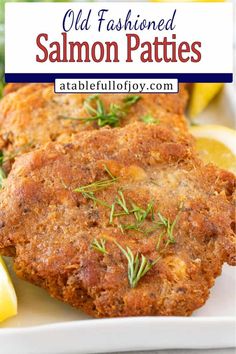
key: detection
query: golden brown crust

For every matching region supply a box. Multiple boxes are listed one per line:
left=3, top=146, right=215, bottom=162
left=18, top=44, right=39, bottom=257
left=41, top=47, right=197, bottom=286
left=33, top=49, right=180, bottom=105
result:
left=3, top=83, right=50, bottom=96
left=0, top=84, right=188, bottom=166
left=3, top=83, right=26, bottom=96
left=0, top=123, right=235, bottom=317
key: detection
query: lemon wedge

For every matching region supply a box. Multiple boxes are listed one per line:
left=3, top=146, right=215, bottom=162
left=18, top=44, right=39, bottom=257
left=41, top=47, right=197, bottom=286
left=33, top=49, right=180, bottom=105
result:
left=188, top=83, right=224, bottom=118
left=0, top=257, right=17, bottom=322
left=190, top=125, right=236, bottom=174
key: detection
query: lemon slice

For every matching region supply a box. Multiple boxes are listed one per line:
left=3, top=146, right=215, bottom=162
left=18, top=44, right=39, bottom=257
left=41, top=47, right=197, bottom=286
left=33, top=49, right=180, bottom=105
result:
left=190, top=125, right=236, bottom=174
left=0, top=257, right=17, bottom=322
left=188, top=83, right=224, bottom=118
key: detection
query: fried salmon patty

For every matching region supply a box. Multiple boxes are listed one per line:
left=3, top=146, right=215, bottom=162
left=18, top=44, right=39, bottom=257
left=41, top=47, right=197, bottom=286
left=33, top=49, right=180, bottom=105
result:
left=0, top=123, right=235, bottom=317
left=0, top=84, right=188, bottom=169
left=3, top=83, right=49, bottom=96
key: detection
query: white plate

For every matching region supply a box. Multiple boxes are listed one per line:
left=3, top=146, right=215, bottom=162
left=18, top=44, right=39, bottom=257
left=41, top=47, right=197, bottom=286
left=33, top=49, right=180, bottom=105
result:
left=0, top=261, right=236, bottom=354
left=0, top=81, right=236, bottom=353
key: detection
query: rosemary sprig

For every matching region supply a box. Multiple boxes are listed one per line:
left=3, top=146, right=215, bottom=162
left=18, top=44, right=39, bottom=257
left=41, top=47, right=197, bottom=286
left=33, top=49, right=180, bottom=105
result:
left=0, top=167, right=6, bottom=189
left=119, top=223, right=146, bottom=234
left=157, top=212, right=178, bottom=245
left=81, top=192, right=111, bottom=208
left=59, top=95, right=141, bottom=127
left=109, top=202, right=116, bottom=224
left=123, top=95, right=141, bottom=107
left=104, top=164, right=116, bottom=179
left=74, top=165, right=117, bottom=209
left=74, top=166, right=179, bottom=244
left=115, top=190, right=129, bottom=214
left=132, top=201, right=154, bottom=223
left=156, top=230, right=166, bottom=251
left=109, top=190, right=129, bottom=224
left=155, top=211, right=179, bottom=251
left=141, top=114, right=160, bottom=125
left=91, top=238, right=108, bottom=254
left=118, top=200, right=155, bottom=234
left=85, top=96, right=124, bottom=127
left=110, top=195, right=155, bottom=234
left=115, top=242, right=158, bottom=288
left=74, top=178, right=117, bottom=194
left=74, top=165, right=118, bottom=194
left=59, top=96, right=123, bottom=127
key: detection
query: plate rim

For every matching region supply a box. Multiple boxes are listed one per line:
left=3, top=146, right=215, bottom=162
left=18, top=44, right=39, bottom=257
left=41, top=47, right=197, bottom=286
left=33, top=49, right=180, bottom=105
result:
left=1, top=315, right=236, bottom=333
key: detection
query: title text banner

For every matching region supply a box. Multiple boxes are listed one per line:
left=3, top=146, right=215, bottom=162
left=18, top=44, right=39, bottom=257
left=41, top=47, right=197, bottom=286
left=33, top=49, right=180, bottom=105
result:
left=5, top=2, right=233, bottom=83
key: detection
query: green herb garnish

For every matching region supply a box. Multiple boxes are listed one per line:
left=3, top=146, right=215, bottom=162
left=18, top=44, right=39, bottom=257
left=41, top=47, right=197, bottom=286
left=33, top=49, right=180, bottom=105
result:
left=123, top=95, right=141, bottom=107
left=155, top=230, right=166, bottom=251
left=74, top=166, right=179, bottom=245
left=117, top=200, right=155, bottom=234
left=84, top=95, right=124, bottom=127
left=74, top=178, right=117, bottom=194
left=109, top=190, right=130, bottom=224
left=91, top=238, right=108, bottom=254
left=157, top=212, right=178, bottom=246
left=59, top=95, right=141, bottom=127
left=109, top=202, right=116, bottom=224
left=141, top=114, right=160, bottom=125
left=59, top=95, right=123, bottom=127
left=74, top=165, right=117, bottom=208
left=109, top=194, right=155, bottom=233
left=115, top=242, right=159, bottom=288
left=80, top=192, right=111, bottom=208
left=119, top=223, right=146, bottom=234
left=132, top=201, right=154, bottom=223
left=74, top=165, right=118, bottom=194
left=155, top=212, right=179, bottom=251
left=115, top=190, right=129, bottom=214
left=0, top=167, right=6, bottom=189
